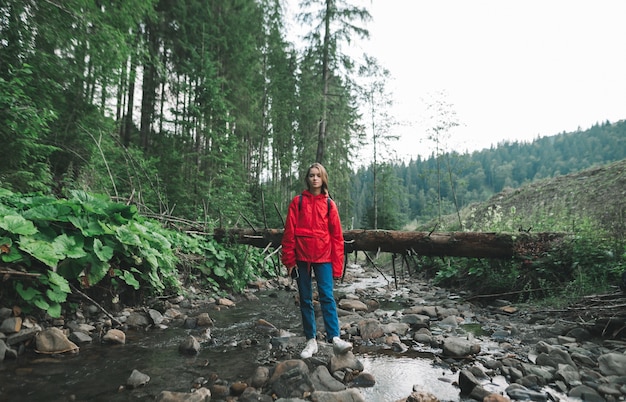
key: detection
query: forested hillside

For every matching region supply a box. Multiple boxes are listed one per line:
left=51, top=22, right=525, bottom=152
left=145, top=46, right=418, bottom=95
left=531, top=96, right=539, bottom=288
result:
left=351, top=121, right=626, bottom=230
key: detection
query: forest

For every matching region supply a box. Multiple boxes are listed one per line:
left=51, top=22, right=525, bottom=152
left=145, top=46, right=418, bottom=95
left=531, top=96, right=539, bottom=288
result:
left=2, top=0, right=625, bottom=230
left=1, top=1, right=625, bottom=315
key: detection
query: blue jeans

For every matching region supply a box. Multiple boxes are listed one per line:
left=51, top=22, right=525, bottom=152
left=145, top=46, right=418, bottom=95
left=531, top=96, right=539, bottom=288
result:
left=295, top=261, right=340, bottom=341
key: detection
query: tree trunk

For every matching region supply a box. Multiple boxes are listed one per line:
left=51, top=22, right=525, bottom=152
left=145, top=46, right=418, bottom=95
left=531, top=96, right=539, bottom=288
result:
left=213, top=228, right=566, bottom=259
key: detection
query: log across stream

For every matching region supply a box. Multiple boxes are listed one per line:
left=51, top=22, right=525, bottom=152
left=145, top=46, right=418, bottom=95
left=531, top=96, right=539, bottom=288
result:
left=213, top=228, right=567, bottom=259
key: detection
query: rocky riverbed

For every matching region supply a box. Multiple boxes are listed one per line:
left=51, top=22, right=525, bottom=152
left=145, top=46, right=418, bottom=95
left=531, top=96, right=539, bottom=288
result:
left=1, top=263, right=626, bottom=402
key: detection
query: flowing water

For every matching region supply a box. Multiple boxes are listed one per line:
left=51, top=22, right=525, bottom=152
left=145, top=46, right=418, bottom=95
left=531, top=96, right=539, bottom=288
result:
left=0, top=267, right=508, bottom=402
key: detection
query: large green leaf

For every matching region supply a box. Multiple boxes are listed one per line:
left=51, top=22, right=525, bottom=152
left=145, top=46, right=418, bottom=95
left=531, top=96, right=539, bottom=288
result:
left=68, top=216, right=106, bottom=236
left=115, top=225, right=142, bottom=246
left=53, top=233, right=87, bottom=259
left=47, top=271, right=71, bottom=293
left=85, top=258, right=110, bottom=287
left=15, top=282, right=40, bottom=301
left=18, top=235, right=63, bottom=268
left=0, top=214, right=38, bottom=235
left=93, top=238, right=114, bottom=262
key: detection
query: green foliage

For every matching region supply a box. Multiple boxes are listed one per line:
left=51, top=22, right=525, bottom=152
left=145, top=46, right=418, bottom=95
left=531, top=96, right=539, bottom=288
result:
left=0, top=188, right=182, bottom=316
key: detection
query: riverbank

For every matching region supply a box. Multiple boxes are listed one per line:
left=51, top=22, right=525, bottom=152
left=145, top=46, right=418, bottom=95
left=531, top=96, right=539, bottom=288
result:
left=1, top=263, right=626, bottom=401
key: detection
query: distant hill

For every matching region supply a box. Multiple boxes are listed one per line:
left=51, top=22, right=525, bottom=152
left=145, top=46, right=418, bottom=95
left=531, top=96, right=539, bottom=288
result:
left=436, top=158, right=626, bottom=237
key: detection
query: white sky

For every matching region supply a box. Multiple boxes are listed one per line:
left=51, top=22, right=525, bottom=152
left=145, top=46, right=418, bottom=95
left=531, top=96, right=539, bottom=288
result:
left=348, top=0, right=626, bottom=160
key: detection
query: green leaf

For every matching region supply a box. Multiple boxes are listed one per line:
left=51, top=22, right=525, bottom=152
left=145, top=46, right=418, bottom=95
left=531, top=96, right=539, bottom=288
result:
left=120, top=270, right=140, bottom=290
left=18, top=236, right=63, bottom=268
left=46, top=302, right=62, bottom=318
left=21, top=204, right=60, bottom=221
left=46, top=288, right=68, bottom=303
left=213, top=266, right=227, bottom=277
left=16, top=282, right=40, bottom=301
left=86, top=258, right=110, bottom=286
left=93, top=238, right=114, bottom=262
left=53, top=233, right=87, bottom=259
left=47, top=271, right=71, bottom=293
left=33, top=295, right=50, bottom=311
left=68, top=216, right=105, bottom=236
left=0, top=214, right=38, bottom=235
left=115, top=225, right=142, bottom=246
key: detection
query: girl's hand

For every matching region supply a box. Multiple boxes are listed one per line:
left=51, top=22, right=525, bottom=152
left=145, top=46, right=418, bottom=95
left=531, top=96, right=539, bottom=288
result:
left=287, top=266, right=298, bottom=279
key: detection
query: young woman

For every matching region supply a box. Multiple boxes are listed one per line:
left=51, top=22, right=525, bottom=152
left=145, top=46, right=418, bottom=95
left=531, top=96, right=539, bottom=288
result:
left=281, top=163, right=353, bottom=358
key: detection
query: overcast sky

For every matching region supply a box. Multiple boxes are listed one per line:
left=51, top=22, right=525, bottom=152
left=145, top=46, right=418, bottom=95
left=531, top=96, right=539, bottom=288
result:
left=347, top=0, right=626, bottom=159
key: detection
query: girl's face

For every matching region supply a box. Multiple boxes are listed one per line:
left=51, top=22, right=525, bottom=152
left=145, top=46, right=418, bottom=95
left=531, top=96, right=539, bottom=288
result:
left=307, top=167, right=323, bottom=194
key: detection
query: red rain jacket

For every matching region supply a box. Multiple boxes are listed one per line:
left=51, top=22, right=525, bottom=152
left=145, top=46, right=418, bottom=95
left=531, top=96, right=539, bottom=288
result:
left=281, top=190, right=345, bottom=278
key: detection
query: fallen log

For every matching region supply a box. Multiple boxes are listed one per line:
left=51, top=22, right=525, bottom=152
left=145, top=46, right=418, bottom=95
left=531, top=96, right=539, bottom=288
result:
left=212, top=228, right=567, bottom=259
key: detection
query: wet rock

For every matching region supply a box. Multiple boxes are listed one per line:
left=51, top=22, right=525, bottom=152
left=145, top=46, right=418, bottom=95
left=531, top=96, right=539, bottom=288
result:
left=230, top=381, right=247, bottom=395
left=35, top=327, right=79, bottom=354
left=155, top=387, right=211, bottom=402
left=598, top=352, right=626, bottom=376
left=483, top=393, right=510, bottom=402
left=406, top=387, right=440, bottom=402
left=209, top=382, right=230, bottom=398
left=505, top=384, right=548, bottom=401
left=250, top=366, right=270, bottom=388
left=6, top=327, right=38, bottom=346
left=269, top=359, right=313, bottom=398
left=126, top=369, right=150, bottom=388
left=69, top=331, right=93, bottom=344
left=0, top=316, right=21, bottom=333
left=458, top=369, right=481, bottom=395
left=357, top=319, right=383, bottom=340
left=256, top=318, right=278, bottom=335
left=380, top=322, right=410, bottom=336
left=178, top=335, right=200, bottom=355
left=310, top=365, right=346, bottom=392
left=442, top=336, right=480, bottom=357
left=239, top=387, right=273, bottom=402
left=0, top=339, right=7, bottom=361
left=400, top=314, right=430, bottom=329
left=350, top=372, right=375, bottom=388
left=568, top=384, right=605, bottom=402
left=310, top=388, right=365, bottom=402
left=126, top=311, right=150, bottom=328
left=102, top=328, right=126, bottom=344
left=329, top=351, right=363, bottom=373
left=338, top=299, right=368, bottom=312
left=148, top=308, right=165, bottom=325
left=217, top=297, right=235, bottom=307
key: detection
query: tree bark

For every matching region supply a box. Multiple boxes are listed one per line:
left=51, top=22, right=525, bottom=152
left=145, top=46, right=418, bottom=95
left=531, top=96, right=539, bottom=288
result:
left=212, top=228, right=566, bottom=259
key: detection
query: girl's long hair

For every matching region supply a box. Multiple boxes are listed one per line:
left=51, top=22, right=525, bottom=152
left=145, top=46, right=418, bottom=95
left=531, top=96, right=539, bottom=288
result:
left=305, top=163, right=329, bottom=195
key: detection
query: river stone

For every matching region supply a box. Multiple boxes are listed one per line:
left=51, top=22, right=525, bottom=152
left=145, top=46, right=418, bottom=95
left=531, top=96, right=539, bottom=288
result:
left=230, top=381, right=247, bottom=395
left=251, top=366, right=270, bottom=388
left=329, top=351, right=363, bottom=373
left=148, top=308, right=165, bottom=325
left=35, top=327, right=79, bottom=354
left=0, top=339, right=7, bottom=361
left=458, top=369, right=481, bottom=395
left=217, top=297, right=235, bottom=307
left=404, top=305, right=437, bottom=318
left=155, top=387, right=211, bottom=402
left=127, top=369, right=150, bottom=388
left=400, top=314, right=430, bottom=328
left=69, top=331, right=93, bottom=344
left=310, top=365, right=345, bottom=392
left=406, top=389, right=440, bottom=402
left=438, top=315, right=459, bottom=329
left=0, top=316, right=22, bottom=333
left=483, top=393, right=509, bottom=402
left=469, top=385, right=491, bottom=401
left=598, top=352, right=626, bottom=376
left=0, top=307, right=11, bottom=320
left=566, top=327, right=592, bottom=342
left=350, top=372, right=375, bottom=388
left=310, top=388, right=365, bottom=402
left=126, top=311, right=150, bottom=327
left=269, top=359, right=313, bottom=398
left=568, top=384, right=604, bottom=402
left=505, top=384, right=548, bottom=401
left=357, top=319, right=383, bottom=340
left=102, top=328, right=126, bottom=344
left=178, top=335, right=200, bottom=355
left=239, top=387, right=273, bottom=402
left=442, top=337, right=480, bottom=357
left=338, top=299, right=368, bottom=312
left=555, top=364, right=581, bottom=387
left=6, top=327, right=37, bottom=346
left=380, top=322, right=410, bottom=335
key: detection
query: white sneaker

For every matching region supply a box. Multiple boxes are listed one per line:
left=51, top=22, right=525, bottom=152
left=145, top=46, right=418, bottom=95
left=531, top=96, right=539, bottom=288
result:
left=300, top=338, right=318, bottom=359
left=332, top=336, right=353, bottom=355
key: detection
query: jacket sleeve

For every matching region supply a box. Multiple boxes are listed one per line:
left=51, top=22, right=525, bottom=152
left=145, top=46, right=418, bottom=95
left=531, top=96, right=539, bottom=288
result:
left=281, top=197, right=299, bottom=268
left=328, top=200, right=345, bottom=278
